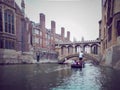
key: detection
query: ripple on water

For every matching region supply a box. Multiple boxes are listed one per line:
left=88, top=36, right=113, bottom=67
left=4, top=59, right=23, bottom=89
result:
left=51, top=63, right=102, bottom=90
left=0, top=63, right=120, bottom=90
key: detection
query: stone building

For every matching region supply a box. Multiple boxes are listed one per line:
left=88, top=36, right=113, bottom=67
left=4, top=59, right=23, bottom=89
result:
left=0, top=0, right=34, bottom=64
left=99, top=0, right=120, bottom=69
left=32, top=13, right=71, bottom=61
left=0, top=0, right=71, bottom=64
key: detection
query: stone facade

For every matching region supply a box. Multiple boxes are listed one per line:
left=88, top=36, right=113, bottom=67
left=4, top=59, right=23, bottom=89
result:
left=55, top=40, right=100, bottom=58
left=0, top=0, right=32, bottom=64
left=32, top=13, right=71, bottom=61
left=0, top=0, right=71, bottom=64
left=99, top=0, right=120, bottom=69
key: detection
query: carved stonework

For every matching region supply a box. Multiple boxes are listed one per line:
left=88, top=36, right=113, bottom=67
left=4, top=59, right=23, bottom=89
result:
left=102, top=0, right=106, bottom=6
left=3, top=0, right=14, bottom=7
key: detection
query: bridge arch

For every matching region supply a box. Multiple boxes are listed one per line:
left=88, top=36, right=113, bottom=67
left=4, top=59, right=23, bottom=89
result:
left=67, top=45, right=73, bottom=55
left=55, top=40, right=100, bottom=62
left=75, top=45, right=82, bottom=53
left=61, top=45, right=66, bottom=55
left=84, top=44, right=91, bottom=53
left=91, top=44, right=99, bottom=54
left=58, top=53, right=99, bottom=64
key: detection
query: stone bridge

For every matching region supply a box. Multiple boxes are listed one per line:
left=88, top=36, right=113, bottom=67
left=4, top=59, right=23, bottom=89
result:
left=57, top=53, right=100, bottom=64
left=55, top=40, right=101, bottom=64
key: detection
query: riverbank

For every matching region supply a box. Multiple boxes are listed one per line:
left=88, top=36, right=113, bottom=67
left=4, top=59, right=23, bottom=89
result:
left=34, top=59, right=58, bottom=64
left=0, top=59, right=59, bottom=65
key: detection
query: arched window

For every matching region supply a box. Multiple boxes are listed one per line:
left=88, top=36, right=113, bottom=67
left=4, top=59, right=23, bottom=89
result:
left=0, top=7, right=2, bottom=32
left=91, top=44, right=98, bottom=54
left=84, top=45, right=91, bottom=53
left=4, top=9, right=14, bottom=34
left=117, top=20, right=120, bottom=36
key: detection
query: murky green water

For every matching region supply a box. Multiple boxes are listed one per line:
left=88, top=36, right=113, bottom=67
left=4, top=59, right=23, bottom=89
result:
left=0, top=63, right=120, bottom=90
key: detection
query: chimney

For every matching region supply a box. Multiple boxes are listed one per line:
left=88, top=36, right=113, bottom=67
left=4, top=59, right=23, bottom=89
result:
left=61, top=27, right=65, bottom=41
left=40, top=13, right=46, bottom=47
left=67, top=31, right=70, bottom=41
left=51, top=21, right=56, bottom=46
left=51, top=21, right=56, bottom=33
left=40, top=13, right=45, bottom=26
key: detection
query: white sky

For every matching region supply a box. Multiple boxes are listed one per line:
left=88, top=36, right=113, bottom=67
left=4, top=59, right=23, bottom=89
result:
left=16, top=0, right=101, bottom=41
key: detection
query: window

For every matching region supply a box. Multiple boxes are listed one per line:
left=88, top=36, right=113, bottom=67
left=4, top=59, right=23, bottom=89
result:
left=0, top=8, right=2, bottom=32
left=40, top=31, right=42, bottom=36
left=48, top=34, right=50, bottom=40
left=4, top=10, right=14, bottom=34
left=11, top=41, right=15, bottom=49
left=117, top=20, right=120, bottom=36
left=35, top=38, right=39, bottom=44
left=0, top=38, right=4, bottom=48
left=12, top=15, right=14, bottom=34
left=35, top=29, right=39, bottom=34
left=40, top=39, right=42, bottom=45
left=4, top=39, right=15, bottom=49
left=5, top=40, right=9, bottom=49
left=108, top=26, right=112, bottom=41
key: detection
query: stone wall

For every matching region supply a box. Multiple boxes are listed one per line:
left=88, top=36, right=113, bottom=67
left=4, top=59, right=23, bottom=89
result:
left=112, top=44, right=120, bottom=69
left=0, top=49, right=35, bottom=64
left=100, top=44, right=120, bottom=70
left=0, top=49, right=18, bottom=64
left=17, top=52, right=35, bottom=64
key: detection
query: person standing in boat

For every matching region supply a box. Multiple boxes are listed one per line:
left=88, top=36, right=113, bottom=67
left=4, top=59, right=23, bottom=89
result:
left=79, top=51, right=84, bottom=60
left=79, top=51, right=84, bottom=67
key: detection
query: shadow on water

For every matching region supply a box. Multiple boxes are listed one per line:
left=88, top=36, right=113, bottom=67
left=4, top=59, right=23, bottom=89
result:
left=0, top=63, right=120, bottom=90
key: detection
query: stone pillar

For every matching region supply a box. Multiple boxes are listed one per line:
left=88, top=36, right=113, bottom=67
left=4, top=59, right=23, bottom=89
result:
left=70, top=47, right=73, bottom=54
left=40, top=13, right=46, bottom=48
left=90, top=46, right=92, bottom=54
left=65, top=46, right=68, bottom=56
left=61, top=46, right=64, bottom=55
left=56, top=45, right=61, bottom=57
left=63, top=47, right=65, bottom=55
left=61, top=27, right=65, bottom=41
left=72, top=45, right=75, bottom=54
left=65, top=48, right=67, bottom=56
left=98, top=46, right=100, bottom=55
left=81, top=44, right=84, bottom=52
left=96, top=46, right=98, bottom=54
left=59, top=46, right=61, bottom=56
left=68, top=46, right=72, bottom=55
left=67, top=47, right=69, bottom=55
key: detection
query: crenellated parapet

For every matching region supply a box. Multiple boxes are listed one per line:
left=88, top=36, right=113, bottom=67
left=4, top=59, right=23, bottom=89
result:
left=55, top=40, right=101, bottom=58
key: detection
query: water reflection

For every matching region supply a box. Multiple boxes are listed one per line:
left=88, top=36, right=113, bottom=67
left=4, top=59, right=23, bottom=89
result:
left=0, top=63, right=120, bottom=90
left=52, top=63, right=102, bottom=90
left=98, top=67, right=120, bottom=90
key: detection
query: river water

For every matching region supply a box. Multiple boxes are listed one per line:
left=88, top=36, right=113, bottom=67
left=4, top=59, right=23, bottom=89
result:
left=0, top=62, right=120, bottom=90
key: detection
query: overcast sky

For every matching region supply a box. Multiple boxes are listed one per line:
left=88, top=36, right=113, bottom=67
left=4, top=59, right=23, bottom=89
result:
left=16, top=0, right=101, bottom=41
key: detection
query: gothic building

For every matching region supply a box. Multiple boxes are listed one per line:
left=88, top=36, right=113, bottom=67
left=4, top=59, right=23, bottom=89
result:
left=0, top=0, right=71, bottom=64
left=99, top=0, right=120, bottom=68
left=32, top=13, right=71, bottom=60
left=0, top=0, right=32, bottom=64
